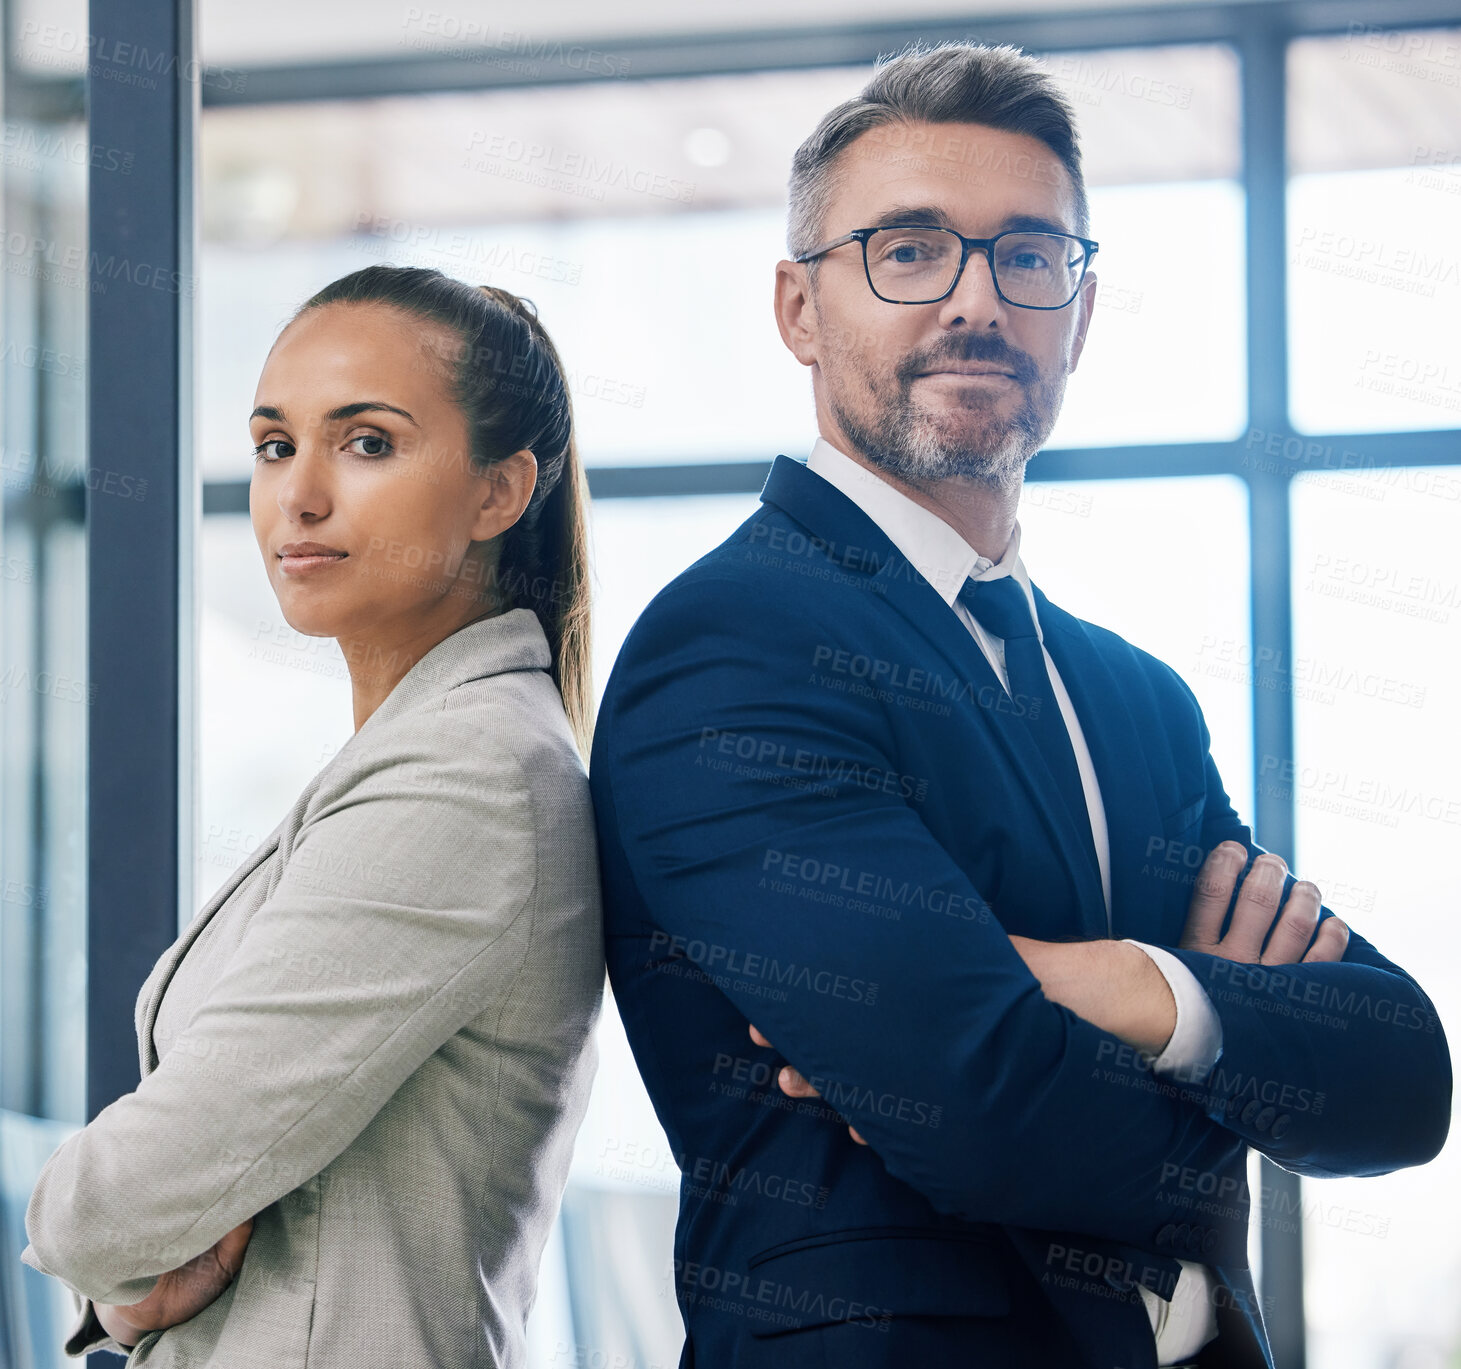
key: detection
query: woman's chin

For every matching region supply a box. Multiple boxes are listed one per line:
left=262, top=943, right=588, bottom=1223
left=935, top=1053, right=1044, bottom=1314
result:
left=272, top=603, right=342, bottom=642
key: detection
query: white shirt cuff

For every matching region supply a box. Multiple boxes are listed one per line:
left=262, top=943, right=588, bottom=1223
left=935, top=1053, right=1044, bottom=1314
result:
left=1123, top=940, right=1223, bottom=1083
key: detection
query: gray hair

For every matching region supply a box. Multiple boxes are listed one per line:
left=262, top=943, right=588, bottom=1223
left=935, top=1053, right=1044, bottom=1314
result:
left=787, top=42, right=1090, bottom=260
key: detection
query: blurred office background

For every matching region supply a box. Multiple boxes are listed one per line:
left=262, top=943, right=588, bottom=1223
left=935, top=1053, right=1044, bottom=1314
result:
left=2, top=0, right=1458, bottom=1365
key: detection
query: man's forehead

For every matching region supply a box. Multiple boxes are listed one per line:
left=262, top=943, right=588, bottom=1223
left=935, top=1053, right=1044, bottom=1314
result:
left=836, top=119, right=1075, bottom=215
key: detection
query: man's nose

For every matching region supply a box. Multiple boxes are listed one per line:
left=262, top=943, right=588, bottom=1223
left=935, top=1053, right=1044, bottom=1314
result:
left=936, top=250, right=1007, bottom=330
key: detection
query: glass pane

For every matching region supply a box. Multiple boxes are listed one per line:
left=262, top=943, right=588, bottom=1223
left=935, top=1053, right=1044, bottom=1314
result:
left=1292, top=466, right=1461, bottom=1368
left=1, top=3, right=91, bottom=1361
left=1018, top=475, right=1254, bottom=815
left=199, top=45, right=1242, bottom=474
left=1039, top=44, right=1245, bottom=447
left=1288, top=29, right=1461, bottom=434
left=1046, top=180, right=1246, bottom=449
left=588, top=493, right=760, bottom=706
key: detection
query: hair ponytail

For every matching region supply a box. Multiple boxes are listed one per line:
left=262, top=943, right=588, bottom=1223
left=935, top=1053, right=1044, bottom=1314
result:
left=296, top=265, right=595, bottom=753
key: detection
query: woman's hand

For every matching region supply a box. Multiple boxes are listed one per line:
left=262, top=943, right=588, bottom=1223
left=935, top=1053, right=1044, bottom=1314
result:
left=94, top=1219, right=255, bottom=1347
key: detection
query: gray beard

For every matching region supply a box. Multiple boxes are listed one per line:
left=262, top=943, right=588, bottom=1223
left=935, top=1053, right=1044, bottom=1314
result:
left=828, top=339, right=1065, bottom=490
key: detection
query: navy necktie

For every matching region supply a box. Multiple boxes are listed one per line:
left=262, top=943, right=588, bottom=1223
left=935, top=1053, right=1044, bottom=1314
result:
left=957, top=575, right=1092, bottom=848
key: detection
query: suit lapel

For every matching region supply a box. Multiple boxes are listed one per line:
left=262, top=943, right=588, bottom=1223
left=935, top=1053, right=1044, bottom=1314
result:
left=760, top=456, right=1108, bottom=936
left=1034, top=588, right=1169, bottom=946
left=137, top=821, right=284, bottom=1074
left=134, top=611, right=546, bottom=1076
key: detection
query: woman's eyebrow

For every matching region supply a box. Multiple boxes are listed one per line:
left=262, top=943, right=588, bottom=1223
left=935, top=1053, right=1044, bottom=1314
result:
left=326, top=401, right=419, bottom=426
left=248, top=402, right=420, bottom=426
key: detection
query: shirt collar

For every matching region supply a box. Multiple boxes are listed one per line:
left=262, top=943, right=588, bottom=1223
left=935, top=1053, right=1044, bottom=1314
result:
left=806, top=435, right=1027, bottom=607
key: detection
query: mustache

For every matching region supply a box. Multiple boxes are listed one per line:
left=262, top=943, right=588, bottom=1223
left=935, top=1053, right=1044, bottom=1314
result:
left=895, top=334, right=1040, bottom=388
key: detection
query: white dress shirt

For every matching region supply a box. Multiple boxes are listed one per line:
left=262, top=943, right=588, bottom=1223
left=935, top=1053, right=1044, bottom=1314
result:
left=806, top=437, right=1223, bottom=1363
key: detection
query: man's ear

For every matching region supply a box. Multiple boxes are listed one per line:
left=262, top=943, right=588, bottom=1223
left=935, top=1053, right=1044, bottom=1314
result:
left=1066, top=270, right=1098, bottom=375
left=469, top=448, right=538, bottom=542
left=774, top=259, right=820, bottom=368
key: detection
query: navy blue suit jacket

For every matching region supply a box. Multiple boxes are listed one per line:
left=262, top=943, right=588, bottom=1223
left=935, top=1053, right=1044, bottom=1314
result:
left=590, top=455, right=1451, bottom=1369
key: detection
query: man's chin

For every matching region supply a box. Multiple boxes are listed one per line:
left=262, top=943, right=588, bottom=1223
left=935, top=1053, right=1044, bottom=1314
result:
left=915, top=415, right=1035, bottom=470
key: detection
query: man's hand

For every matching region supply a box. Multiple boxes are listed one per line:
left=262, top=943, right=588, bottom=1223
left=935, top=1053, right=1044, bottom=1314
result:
left=93, top=1219, right=254, bottom=1348
left=748, top=1024, right=867, bottom=1146
left=1181, top=842, right=1349, bottom=964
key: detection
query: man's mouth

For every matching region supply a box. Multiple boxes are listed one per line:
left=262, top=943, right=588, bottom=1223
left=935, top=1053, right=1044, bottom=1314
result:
left=917, top=366, right=1018, bottom=380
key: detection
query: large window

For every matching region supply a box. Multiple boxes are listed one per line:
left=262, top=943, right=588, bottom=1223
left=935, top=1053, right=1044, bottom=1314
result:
left=194, top=36, right=1261, bottom=1369
left=181, top=14, right=1461, bottom=1369
left=5, top=7, right=1455, bottom=1369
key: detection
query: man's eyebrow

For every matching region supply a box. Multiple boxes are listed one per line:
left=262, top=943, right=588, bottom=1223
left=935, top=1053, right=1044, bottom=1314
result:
left=248, top=401, right=420, bottom=427
left=1000, top=212, right=1077, bottom=237
left=863, top=207, right=1078, bottom=238
left=866, top=205, right=952, bottom=231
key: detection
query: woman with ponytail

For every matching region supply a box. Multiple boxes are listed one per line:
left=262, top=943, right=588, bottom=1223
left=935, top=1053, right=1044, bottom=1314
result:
left=22, top=266, right=603, bottom=1367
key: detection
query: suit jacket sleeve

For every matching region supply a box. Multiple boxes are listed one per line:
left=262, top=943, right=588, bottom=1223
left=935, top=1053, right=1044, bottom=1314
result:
left=595, top=575, right=1248, bottom=1255
left=1157, top=682, right=1451, bottom=1176
left=21, top=710, right=539, bottom=1306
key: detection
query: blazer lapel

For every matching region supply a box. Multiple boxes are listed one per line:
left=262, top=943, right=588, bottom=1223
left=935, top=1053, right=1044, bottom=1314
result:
left=759, top=456, right=1108, bottom=936
left=1034, top=588, right=1170, bottom=946
left=137, top=820, right=284, bottom=1075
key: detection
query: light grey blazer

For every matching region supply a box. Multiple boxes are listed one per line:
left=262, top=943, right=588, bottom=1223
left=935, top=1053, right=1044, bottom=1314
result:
left=21, top=608, right=604, bottom=1367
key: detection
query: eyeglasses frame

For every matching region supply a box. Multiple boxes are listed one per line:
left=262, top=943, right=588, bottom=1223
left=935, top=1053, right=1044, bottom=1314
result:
left=792, top=224, right=1101, bottom=311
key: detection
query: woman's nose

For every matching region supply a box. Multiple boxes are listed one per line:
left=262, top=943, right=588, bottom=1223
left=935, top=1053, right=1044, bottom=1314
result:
left=273, top=443, right=333, bottom=522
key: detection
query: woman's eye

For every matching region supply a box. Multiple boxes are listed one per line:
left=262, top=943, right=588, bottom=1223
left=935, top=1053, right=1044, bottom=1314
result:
left=253, top=439, right=294, bottom=462
left=346, top=433, right=393, bottom=458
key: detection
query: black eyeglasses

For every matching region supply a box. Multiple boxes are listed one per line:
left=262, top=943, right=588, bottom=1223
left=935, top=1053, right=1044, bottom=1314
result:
left=794, top=225, right=1099, bottom=310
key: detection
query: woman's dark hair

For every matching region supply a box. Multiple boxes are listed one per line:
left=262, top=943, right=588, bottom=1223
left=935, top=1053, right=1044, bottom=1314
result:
left=294, top=265, right=593, bottom=751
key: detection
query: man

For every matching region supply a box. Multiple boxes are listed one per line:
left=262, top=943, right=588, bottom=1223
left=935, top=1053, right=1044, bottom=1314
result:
left=589, top=43, right=1450, bottom=1369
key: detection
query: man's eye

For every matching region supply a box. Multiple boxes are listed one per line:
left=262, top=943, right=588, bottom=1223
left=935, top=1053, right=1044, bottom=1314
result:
left=881, top=237, right=939, bottom=262
left=1002, top=251, right=1053, bottom=272
left=252, top=440, right=294, bottom=462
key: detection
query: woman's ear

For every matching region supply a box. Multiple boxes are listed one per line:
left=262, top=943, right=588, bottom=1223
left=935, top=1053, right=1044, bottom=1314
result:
left=470, top=448, right=538, bottom=542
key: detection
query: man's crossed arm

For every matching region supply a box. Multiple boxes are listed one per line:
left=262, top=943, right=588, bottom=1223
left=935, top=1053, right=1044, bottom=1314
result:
left=755, top=843, right=1350, bottom=1145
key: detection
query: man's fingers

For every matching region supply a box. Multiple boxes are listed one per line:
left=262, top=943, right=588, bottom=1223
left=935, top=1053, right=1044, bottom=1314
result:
left=1260, top=881, right=1323, bottom=965
left=1180, top=842, right=1246, bottom=950
left=1222, top=853, right=1288, bottom=961
left=778, top=1066, right=819, bottom=1098
left=1302, top=915, right=1350, bottom=963
left=752, top=1023, right=863, bottom=1145
left=761, top=1051, right=865, bottom=1146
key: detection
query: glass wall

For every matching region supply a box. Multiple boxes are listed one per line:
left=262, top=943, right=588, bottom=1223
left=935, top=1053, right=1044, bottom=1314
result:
left=192, top=38, right=1261, bottom=1369
left=3, top=6, right=1455, bottom=1367
left=1286, top=30, right=1461, bottom=1366
left=0, top=1, right=91, bottom=1362
left=1292, top=466, right=1461, bottom=1368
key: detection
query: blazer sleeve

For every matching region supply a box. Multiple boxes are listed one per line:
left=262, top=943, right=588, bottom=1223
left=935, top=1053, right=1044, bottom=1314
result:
left=1156, top=687, right=1452, bottom=1176
left=594, top=576, right=1249, bottom=1257
left=21, top=709, right=539, bottom=1307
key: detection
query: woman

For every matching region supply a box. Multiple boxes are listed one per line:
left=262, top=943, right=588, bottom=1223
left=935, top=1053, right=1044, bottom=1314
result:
left=20, top=265, right=604, bottom=1366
